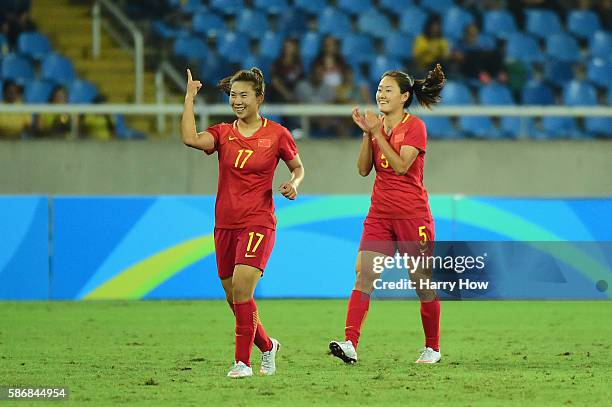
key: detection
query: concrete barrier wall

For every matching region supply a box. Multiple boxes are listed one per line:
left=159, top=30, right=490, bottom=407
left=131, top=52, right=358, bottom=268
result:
left=1, top=140, right=611, bottom=196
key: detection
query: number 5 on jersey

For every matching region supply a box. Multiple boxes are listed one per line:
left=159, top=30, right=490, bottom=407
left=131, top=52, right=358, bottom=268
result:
left=245, top=231, right=264, bottom=258
left=234, top=149, right=253, bottom=169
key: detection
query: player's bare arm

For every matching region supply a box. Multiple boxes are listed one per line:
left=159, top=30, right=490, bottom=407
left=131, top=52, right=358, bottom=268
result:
left=279, top=154, right=304, bottom=200
left=353, top=107, right=374, bottom=177
left=181, top=68, right=215, bottom=151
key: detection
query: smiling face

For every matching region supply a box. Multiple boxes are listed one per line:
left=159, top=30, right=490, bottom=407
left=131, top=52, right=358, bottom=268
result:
left=376, top=76, right=409, bottom=114
left=229, top=81, right=262, bottom=120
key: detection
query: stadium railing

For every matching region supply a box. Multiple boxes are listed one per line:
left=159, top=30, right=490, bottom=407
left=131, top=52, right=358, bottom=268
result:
left=92, top=0, right=144, bottom=103
left=0, top=104, right=610, bottom=139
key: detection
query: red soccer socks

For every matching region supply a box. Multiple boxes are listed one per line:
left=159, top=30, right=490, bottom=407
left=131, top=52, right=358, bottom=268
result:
left=344, top=290, right=371, bottom=349
left=420, top=299, right=441, bottom=351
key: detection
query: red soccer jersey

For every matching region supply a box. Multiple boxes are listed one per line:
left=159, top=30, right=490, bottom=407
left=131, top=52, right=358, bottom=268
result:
left=205, top=117, right=298, bottom=229
left=368, top=113, right=431, bottom=220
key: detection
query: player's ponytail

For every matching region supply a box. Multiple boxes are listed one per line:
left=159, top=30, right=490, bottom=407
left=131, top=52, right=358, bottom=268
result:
left=381, top=63, right=446, bottom=109
left=217, top=67, right=265, bottom=97
left=412, top=64, right=445, bottom=109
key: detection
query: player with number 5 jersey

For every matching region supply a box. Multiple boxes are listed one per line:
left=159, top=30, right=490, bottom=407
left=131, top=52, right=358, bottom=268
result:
left=181, top=67, right=304, bottom=378
left=329, top=64, right=446, bottom=365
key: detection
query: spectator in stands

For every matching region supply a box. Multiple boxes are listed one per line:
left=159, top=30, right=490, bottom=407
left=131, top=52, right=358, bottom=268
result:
left=598, top=0, right=612, bottom=30
left=312, top=36, right=348, bottom=89
left=0, top=0, right=35, bottom=50
left=80, top=95, right=116, bottom=140
left=34, top=86, right=72, bottom=138
left=0, top=80, right=31, bottom=138
left=413, top=16, right=450, bottom=75
left=269, top=38, right=304, bottom=103
left=450, top=24, right=506, bottom=84
left=335, top=66, right=370, bottom=105
left=295, top=64, right=339, bottom=137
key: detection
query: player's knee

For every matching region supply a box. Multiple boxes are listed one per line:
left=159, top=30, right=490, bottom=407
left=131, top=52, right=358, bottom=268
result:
left=232, top=282, right=252, bottom=302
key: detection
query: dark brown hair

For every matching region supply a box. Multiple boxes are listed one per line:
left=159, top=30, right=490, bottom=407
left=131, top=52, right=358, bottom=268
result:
left=217, top=67, right=265, bottom=97
left=381, top=63, right=446, bottom=109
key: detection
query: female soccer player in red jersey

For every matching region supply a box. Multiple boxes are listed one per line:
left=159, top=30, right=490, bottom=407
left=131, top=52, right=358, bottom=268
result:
left=181, top=67, right=304, bottom=378
left=330, top=64, right=445, bottom=364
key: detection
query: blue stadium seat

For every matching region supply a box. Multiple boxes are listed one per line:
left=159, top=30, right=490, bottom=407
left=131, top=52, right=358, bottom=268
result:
left=173, top=36, right=208, bottom=60
left=294, top=0, right=328, bottom=15
left=384, top=31, right=414, bottom=61
left=500, top=117, right=535, bottom=139
left=114, top=115, right=147, bottom=139
left=318, top=8, right=350, bottom=37
left=399, top=8, right=427, bottom=36
left=587, top=58, right=611, bottom=88
left=300, top=32, right=321, bottom=68
left=369, top=56, right=402, bottom=83
left=541, top=117, right=580, bottom=139
left=585, top=117, right=612, bottom=137
left=217, top=32, right=249, bottom=63
left=567, top=10, right=601, bottom=40
left=544, top=59, right=574, bottom=89
left=236, top=9, right=268, bottom=39
left=17, top=32, right=51, bottom=61
left=241, top=55, right=272, bottom=80
left=341, top=33, right=374, bottom=65
left=379, top=0, right=413, bottom=13
left=521, top=80, right=555, bottom=105
left=442, top=6, right=474, bottom=41
left=337, top=0, right=371, bottom=15
left=459, top=116, right=500, bottom=139
left=152, top=20, right=176, bottom=39
left=563, top=80, right=597, bottom=106
left=41, top=53, right=75, bottom=86
left=420, top=0, right=454, bottom=15
left=210, top=0, right=243, bottom=15
left=590, top=31, right=612, bottom=59
left=259, top=31, right=284, bottom=60
left=525, top=9, right=562, bottom=39
left=192, top=12, right=225, bottom=38
left=68, top=80, right=98, bottom=104
left=506, top=33, right=542, bottom=64
left=1, top=54, right=34, bottom=85
left=609, top=88, right=612, bottom=105
left=423, top=117, right=460, bottom=139
left=276, top=8, right=307, bottom=37
left=479, top=82, right=514, bottom=105
left=254, top=0, right=288, bottom=15
left=358, top=9, right=391, bottom=39
left=441, top=81, right=472, bottom=104
left=181, top=0, right=205, bottom=14
left=483, top=9, right=517, bottom=40
left=199, top=52, right=224, bottom=84
left=24, top=80, right=54, bottom=103
left=546, top=33, right=580, bottom=63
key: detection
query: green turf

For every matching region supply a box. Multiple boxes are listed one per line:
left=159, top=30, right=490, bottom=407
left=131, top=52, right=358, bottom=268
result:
left=0, top=300, right=610, bottom=406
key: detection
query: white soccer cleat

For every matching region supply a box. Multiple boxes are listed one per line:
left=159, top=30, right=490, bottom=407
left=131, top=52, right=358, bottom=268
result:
left=260, top=338, right=281, bottom=376
left=227, top=361, right=253, bottom=378
left=415, top=347, right=441, bottom=364
left=329, top=340, right=358, bottom=364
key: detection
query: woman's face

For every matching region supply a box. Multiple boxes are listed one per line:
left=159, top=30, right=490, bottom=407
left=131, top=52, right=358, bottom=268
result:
left=229, top=81, right=262, bottom=120
left=283, top=40, right=298, bottom=58
left=376, top=76, right=409, bottom=114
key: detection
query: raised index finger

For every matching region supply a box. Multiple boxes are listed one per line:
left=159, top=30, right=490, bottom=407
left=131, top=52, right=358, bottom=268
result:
left=187, top=68, right=192, bottom=82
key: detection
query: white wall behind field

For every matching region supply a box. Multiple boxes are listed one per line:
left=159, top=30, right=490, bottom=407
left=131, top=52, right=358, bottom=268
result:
left=1, top=139, right=611, bottom=196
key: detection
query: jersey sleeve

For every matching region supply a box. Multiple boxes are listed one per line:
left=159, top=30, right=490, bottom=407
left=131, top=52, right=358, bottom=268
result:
left=401, top=119, right=427, bottom=152
left=203, top=123, right=223, bottom=155
left=278, top=127, right=298, bottom=161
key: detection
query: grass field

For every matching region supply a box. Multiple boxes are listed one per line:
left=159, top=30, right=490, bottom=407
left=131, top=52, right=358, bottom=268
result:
left=1, top=300, right=610, bottom=406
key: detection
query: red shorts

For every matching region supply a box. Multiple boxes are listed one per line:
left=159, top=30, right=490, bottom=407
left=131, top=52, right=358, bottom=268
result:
left=359, top=216, right=435, bottom=257
left=213, top=226, right=276, bottom=279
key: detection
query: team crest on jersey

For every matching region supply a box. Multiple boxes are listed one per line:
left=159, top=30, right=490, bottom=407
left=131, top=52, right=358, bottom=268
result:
left=393, top=132, right=405, bottom=143
left=258, top=139, right=272, bottom=148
